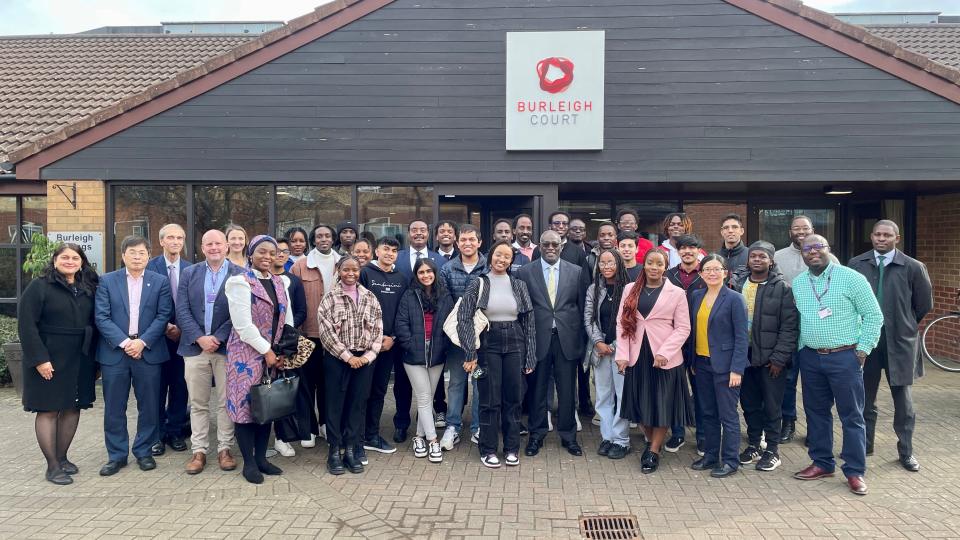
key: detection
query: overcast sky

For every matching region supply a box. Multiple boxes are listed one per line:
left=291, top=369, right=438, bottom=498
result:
left=1, top=0, right=956, bottom=36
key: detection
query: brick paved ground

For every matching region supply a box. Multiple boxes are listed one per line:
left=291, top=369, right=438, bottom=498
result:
left=1, top=367, right=959, bottom=539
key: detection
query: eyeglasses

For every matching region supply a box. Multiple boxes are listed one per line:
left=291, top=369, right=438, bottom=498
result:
left=801, top=243, right=828, bottom=253
left=701, top=267, right=725, bottom=274
left=597, top=261, right=617, bottom=268
left=540, top=241, right=560, bottom=248
left=279, top=249, right=291, bottom=255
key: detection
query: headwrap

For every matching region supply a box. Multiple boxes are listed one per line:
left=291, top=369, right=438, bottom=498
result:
left=248, top=234, right=278, bottom=255
left=748, top=240, right=776, bottom=260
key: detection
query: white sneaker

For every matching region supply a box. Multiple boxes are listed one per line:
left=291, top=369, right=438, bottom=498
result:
left=471, top=429, right=480, bottom=444
left=481, top=454, right=501, bottom=468
left=301, top=434, right=316, bottom=448
left=547, top=411, right=554, bottom=432
left=318, top=425, right=327, bottom=440
left=439, top=426, right=460, bottom=451
left=428, top=441, right=443, bottom=463
left=412, top=436, right=428, bottom=458
left=505, top=453, right=519, bottom=466
left=274, top=440, right=296, bottom=457
left=591, top=415, right=601, bottom=426
left=434, top=412, right=446, bottom=428
left=575, top=412, right=582, bottom=432
left=629, top=422, right=638, bottom=429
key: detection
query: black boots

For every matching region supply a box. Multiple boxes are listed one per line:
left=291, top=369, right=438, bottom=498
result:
left=779, top=419, right=796, bottom=443
left=343, top=446, right=364, bottom=474
left=327, top=448, right=345, bottom=475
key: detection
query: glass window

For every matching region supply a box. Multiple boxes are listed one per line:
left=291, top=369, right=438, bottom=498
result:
left=358, top=186, right=434, bottom=249
left=194, top=185, right=270, bottom=257
left=682, top=202, right=748, bottom=253
left=0, top=302, right=15, bottom=317
left=275, top=185, right=351, bottom=238
left=21, top=196, right=46, bottom=243
left=114, top=185, right=187, bottom=267
left=615, top=201, right=680, bottom=247
left=0, top=197, right=16, bottom=244
left=757, top=207, right=837, bottom=251
left=0, top=247, right=16, bottom=298
left=559, top=200, right=612, bottom=243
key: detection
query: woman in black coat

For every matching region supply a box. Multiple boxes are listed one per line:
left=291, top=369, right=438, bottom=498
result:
left=17, top=243, right=99, bottom=485
left=395, top=258, right=453, bottom=463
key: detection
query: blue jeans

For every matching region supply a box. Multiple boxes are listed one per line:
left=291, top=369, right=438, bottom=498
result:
left=799, top=347, right=867, bottom=477
left=781, top=352, right=801, bottom=421
left=445, top=347, right=479, bottom=434
left=593, top=353, right=630, bottom=447
left=694, top=356, right=741, bottom=469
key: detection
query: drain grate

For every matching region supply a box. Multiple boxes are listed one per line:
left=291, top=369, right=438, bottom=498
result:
left=579, top=514, right=642, bottom=540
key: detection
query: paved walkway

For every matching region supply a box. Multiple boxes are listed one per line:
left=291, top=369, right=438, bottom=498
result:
left=1, top=367, right=959, bottom=539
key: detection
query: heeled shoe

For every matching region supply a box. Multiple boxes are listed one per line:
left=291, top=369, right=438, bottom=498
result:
left=45, top=468, right=73, bottom=485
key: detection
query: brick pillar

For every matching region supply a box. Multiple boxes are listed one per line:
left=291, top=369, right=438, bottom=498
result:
left=46, top=180, right=107, bottom=273
left=916, top=193, right=960, bottom=362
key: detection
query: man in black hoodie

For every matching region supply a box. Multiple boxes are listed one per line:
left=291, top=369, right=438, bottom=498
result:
left=730, top=241, right=799, bottom=472
left=359, top=237, right=409, bottom=460
left=718, top=213, right=748, bottom=271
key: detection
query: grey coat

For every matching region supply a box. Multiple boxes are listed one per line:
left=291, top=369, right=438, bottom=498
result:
left=848, top=249, right=933, bottom=386
left=582, top=283, right=618, bottom=369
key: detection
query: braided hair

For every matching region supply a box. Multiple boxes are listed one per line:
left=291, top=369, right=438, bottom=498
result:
left=591, top=248, right=630, bottom=324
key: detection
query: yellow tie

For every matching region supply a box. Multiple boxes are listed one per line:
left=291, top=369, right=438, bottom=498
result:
left=548, top=266, right=556, bottom=307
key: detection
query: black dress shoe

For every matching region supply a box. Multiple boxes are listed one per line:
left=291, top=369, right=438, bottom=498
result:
left=597, top=440, right=612, bottom=457
left=343, top=447, right=364, bottom=474
left=99, top=460, right=128, bottom=476
left=900, top=455, right=920, bottom=472
left=59, top=459, right=78, bottom=475
left=779, top=420, right=796, bottom=443
left=169, top=438, right=188, bottom=452
left=561, top=440, right=583, bottom=456
left=641, top=451, right=660, bottom=474
left=691, top=457, right=719, bottom=471
left=711, top=463, right=738, bottom=478
left=866, top=442, right=874, bottom=456
left=150, top=441, right=165, bottom=456
left=327, top=451, right=345, bottom=476
left=137, top=456, right=157, bottom=471
left=393, top=427, right=408, bottom=444
left=524, top=438, right=543, bottom=457
left=46, top=468, right=73, bottom=485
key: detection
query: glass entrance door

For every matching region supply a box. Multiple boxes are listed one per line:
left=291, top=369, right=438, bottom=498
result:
left=433, top=183, right=558, bottom=244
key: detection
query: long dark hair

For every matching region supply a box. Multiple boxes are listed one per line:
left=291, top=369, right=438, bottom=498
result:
left=410, top=258, right=447, bottom=313
left=42, top=243, right=99, bottom=295
left=619, top=249, right=669, bottom=339
left=591, top=248, right=629, bottom=324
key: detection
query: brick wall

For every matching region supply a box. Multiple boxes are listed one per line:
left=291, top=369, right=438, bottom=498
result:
left=683, top=202, right=748, bottom=254
left=916, top=193, right=960, bottom=364
left=46, top=180, right=106, bottom=272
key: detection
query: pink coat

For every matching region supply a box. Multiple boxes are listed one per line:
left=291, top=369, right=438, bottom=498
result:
left=615, top=280, right=691, bottom=370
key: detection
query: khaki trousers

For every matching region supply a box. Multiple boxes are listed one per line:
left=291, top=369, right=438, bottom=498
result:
left=184, top=351, right=235, bottom=454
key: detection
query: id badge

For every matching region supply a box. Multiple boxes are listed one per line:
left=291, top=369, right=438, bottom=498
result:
left=818, top=307, right=833, bottom=319
left=206, top=292, right=218, bottom=303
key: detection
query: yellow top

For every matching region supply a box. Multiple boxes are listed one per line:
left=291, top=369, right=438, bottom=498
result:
left=695, top=296, right=714, bottom=357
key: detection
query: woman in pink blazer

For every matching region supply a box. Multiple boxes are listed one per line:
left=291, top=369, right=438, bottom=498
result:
left=616, top=249, right=693, bottom=474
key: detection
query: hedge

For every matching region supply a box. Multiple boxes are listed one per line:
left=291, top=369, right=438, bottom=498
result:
left=0, top=315, right=17, bottom=384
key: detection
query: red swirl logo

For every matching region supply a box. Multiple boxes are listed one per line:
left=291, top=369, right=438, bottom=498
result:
left=536, top=57, right=574, bottom=94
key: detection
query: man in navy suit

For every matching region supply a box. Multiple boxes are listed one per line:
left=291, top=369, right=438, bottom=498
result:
left=396, top=219, right=445, bottom=281
left=146, top=223, right=192, bottom=456
left=95, top=235, right=173, bottom=475
left=176, top=230, right=245, bottom=474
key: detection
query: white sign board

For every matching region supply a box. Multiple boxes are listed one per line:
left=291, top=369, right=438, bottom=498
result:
left=48, top=232, right=104, bottom=273
left=506, top=31, right=605, bottom=151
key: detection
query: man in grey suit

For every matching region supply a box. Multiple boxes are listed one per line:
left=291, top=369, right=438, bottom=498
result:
left=518, top=230, right=590, bottom=457
left=176, top=230, right=246, bottom=475
left=848, top=220, right=932, bottom=472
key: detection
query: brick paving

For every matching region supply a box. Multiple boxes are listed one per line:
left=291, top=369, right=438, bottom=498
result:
left=1, top=368, right=959, bottom=539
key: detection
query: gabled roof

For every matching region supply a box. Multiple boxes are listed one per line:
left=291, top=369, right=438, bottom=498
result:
left=8, top=0, right=960, bottom=180
left=0, top=34, right=255, bottom=163
left=867, top=24, right=960, bottom=69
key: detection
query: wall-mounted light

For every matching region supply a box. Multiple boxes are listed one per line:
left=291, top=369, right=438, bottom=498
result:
left=823, top=185, right=853, bottom=196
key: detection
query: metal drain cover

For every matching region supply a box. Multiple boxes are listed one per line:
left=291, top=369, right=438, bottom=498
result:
left=579, top=514, right=642, bottom=539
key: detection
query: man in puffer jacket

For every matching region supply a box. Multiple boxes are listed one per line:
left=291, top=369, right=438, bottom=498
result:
left=729, top=241, right=799, bottom=472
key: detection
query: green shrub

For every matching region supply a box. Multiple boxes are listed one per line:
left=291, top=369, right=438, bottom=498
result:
left=0, top=315, right=18, bottom=384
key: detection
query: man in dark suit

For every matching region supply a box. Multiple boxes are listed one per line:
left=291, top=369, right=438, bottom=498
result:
left=176, top=229, right=245, bottom=474
left=531, top=211, right=591, bottom=276
left=518, top=230, right=590, bottom=457
left=848, top=220, right=932, bottom=472
left=146, top=223, right=192, bottom=456
left=397, top=219, right=445, bottom=281
left=95, top=235, right=173, bottom=476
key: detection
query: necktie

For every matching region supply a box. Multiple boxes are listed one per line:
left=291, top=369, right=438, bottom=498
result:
left=443, top=253, right=452, bottom=260
left=877, top=255, right=885, bottom=305
left=168, top=264, right=178, bottom=305
left=417, top=251, right=424, bottom=260
left=547, top=266, right=556, bottom=307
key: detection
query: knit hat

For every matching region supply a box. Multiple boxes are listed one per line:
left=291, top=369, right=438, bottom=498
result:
left=248, top=234, right=278, bottom=254
left=337, top=221, right=357, bottom=235
left=748, top=240, right=775, bottom=259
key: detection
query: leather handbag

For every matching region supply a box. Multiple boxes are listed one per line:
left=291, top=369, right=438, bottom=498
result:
left=443, top=276, right=488, bottom=350
left=249, top=369, right=299, bottom=424
left=274, top=324, right=316, bottom=369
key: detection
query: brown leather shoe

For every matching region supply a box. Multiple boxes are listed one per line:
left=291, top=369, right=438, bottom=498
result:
left=793, top=463, right=834, bottom=481
left=185, top=452, right=206, bottom=475
left=847, top=475, right=868, bottom=496
left=218, top=449, right=237, bottom=471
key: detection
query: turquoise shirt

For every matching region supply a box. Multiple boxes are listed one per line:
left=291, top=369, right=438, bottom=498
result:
left=792, top=262, right=883, bottom=355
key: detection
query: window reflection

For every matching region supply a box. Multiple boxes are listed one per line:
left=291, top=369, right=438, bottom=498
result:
left=114, top=185, right=187, bottom=267
left=275, top=185, right=350, bottom=237
left=559, top=200, right=612, bottom=243
left=615, top=201, right=680, bottom=246
left=758, top=208, right=836, bottom=250
left=0, top=198, right=16, bottom=244
left=21, top=196, right=46, bottom=243
left=194, top=185, right=269, bottom=257
left=0, top=247, right=16, bottom=297
left=358, top=186, right=433, bottom=249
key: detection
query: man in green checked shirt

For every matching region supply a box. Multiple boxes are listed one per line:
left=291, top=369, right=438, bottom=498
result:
left=790, top=235, right=883, bottom=496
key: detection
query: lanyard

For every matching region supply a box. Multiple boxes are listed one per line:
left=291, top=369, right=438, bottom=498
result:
left=808, top=269, right=832, bottom=308
left=207, top=265, right=225, bottom=301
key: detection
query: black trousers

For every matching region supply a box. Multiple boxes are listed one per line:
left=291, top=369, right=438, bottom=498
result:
left=433, top=376, right=447, bottom=414
left=393, top=350, right=413, bottom=430
left=158, top=338, right=190, bottom=441
left=864, top=330, right=915, bottom=457
left=740, top=361, right=787, bottom=454
left=478, top=321, right=525, bottom=455
left=323, top=351, right=374, bottom=450
left=302, top=338, right=327, bottom=436
left=364, top=347, right=397, bottom=441
left=577, top=363, right=593, bottom=412
left=529, top=332, right=577, bottom=443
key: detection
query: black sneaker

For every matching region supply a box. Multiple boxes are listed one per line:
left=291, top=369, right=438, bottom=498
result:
left=607, top=444, right=630, bottom=460
left=598, top=440, right=612, bottom=457
left=756, top=451, right=781, bottom=471
left=739, top=445, right=761, bottom=465
left=363, top=435, right=397, bottom=454
left=664, top=436, right=685, bottom=453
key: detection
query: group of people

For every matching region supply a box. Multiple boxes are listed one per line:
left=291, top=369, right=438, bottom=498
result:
left=18, top=209, right=932, bottom=497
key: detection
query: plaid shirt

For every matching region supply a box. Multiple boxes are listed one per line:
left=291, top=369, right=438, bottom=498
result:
left=317, top=282, right=384, bottom=363
left=792, top=262, right=883, bottom=355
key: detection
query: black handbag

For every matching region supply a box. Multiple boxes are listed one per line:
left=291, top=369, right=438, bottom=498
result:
left=249, top=368, right=299, bottom=424
left=273, top=324, right=301, bottom=357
